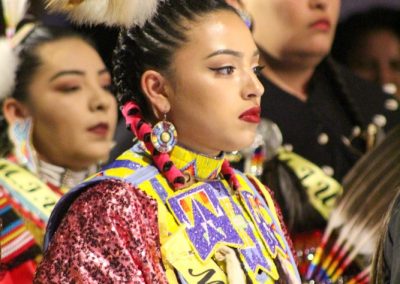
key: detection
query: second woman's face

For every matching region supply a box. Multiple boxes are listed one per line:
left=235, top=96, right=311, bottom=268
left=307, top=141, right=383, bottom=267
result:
left=27, top=38, right=117, bottom=170
left=166, top=10, right=264, bottom=155
left=243, top=0, right=340, bottom=62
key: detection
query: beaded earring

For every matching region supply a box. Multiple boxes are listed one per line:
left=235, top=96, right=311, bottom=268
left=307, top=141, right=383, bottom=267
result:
left=122, top=104, right=241, bottom=192
left=8, top=117, right=38, bottom=173
left=151, top=114, right=177, bottom=153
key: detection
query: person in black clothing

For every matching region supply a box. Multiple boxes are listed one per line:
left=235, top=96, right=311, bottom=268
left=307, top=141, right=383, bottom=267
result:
left=235, top=0, right=400, bottom=281
left=226, top=0, right=400, bottom=238
left=241, top=0, right=400, bottom=183
left=259, top=61, right=400, bottom=182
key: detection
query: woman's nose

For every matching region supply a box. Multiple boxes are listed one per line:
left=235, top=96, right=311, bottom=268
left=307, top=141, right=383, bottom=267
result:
left=310, top=0, right=328, bottom=10
left=89, top=86, right=113, bottom=112
left=242, top=72, right=264, bottom=100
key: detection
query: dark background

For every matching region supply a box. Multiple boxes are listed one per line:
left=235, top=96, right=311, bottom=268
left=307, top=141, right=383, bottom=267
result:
left=341, top=0, right=400, bottom=19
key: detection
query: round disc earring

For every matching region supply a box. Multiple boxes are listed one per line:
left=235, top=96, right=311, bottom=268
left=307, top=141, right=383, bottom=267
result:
left=151, top=114, right=177, bottom=153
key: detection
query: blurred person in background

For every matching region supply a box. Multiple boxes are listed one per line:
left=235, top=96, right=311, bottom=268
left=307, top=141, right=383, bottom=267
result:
left=333, top=7, right=400, bottom=99
left=0, top=20, right=117, bottom=283
left=241, top=0, right=400, bottom=182
left=227, top=0, right=400, bottom=281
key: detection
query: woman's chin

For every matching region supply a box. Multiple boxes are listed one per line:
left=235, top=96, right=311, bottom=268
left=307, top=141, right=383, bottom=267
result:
left=73, top=150, right=110, bottom=168
left=86, top=141, right=114, bottom=162
left=224, top=138, right=256, bottom=153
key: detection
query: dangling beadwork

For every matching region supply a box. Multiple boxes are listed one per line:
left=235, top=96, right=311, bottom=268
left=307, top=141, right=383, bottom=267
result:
left=151, top=115, right=177, bottom=153
left=8, top=117, right=38, bottom=174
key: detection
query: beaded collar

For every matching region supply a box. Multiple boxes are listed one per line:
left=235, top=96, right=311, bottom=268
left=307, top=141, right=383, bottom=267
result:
left=169, top=144, right=225, bottom=183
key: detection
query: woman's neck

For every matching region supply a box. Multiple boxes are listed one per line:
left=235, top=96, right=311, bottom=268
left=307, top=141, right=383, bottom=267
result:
left=260, top=52, right=318, bottom=101
left=34, top=153, right=97, bottom=188
left=37, top=152, right=93, bottom=172
left=38, top=159, right=97, bottom=189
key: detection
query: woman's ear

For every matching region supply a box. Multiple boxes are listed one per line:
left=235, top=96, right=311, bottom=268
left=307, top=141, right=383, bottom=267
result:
left=2, top=98, right=30, bottom=125
left=141, top=70, right=171, bottom=120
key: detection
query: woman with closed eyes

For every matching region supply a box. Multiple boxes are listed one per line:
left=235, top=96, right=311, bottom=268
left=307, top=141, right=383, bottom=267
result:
left=0, top=23, right=117, bottom=283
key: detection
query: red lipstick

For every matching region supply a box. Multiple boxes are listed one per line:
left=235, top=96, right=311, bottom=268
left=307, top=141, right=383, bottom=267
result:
left=239, top=106, right=261, bottom=123
left=88, top=123, right=109, bottom=136
left=310, top=19, right=331, bottom=32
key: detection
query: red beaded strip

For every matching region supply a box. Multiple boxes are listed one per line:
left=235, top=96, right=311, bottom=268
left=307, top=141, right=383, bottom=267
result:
left=221, top=159, right=240, bottom=191
left=121, top=101, right=240, bottom=191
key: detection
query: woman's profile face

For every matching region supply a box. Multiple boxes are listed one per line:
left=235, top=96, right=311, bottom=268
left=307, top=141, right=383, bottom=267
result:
left=27, top=38, right=117, bottom=170
left=242, top=0, right=340, bottom=63
left=166, top=10, right=264, bottom=155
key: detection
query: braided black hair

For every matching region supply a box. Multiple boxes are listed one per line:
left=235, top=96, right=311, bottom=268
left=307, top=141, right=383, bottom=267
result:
left=0, top=24, right=96, bottom=157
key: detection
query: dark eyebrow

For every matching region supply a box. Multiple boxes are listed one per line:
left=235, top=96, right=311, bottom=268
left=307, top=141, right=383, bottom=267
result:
left=206, top=49, right=243, bottom=59
left=49, top=70, right=85, bottom=82
left=49, top=68, right=109, bottom=82
left=98, top=68, right=109, bottom=76
left=205, top=49, right=260, bottom=59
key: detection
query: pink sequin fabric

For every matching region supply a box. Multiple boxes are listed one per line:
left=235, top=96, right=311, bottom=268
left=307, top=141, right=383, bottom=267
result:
left=34, top=179, right=168, bottom=284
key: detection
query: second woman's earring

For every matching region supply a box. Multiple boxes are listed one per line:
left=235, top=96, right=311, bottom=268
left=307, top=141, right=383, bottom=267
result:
left=8, top=117, right=38, bottom=173
left=151, top=114, right=177, bottom=153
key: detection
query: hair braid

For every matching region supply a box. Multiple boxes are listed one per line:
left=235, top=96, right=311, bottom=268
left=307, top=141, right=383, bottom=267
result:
left=112, top=0, right=242, bottom=190
left=122, top=102, right=186, bottom=189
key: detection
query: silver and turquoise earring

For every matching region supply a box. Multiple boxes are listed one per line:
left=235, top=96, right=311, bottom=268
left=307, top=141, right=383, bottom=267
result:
left=151, top=114, right=177, bottom=153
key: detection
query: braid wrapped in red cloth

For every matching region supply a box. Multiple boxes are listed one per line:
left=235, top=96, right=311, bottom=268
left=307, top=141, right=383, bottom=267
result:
left=122, top=101, right=243, bottom=192
left=122, top=101, right=186, bottom=189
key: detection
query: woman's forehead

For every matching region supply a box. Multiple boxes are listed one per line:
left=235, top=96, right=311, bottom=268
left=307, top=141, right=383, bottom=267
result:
left=36, top=38, right=105, bottom=74
left=179, top=10, right=255, bottom=55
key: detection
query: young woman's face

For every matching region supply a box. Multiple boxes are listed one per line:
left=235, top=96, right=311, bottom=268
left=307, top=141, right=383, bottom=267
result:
left=27, top=38, right=117, bottom=170
left=242, top=0, right=340, bottom=63
left=166, top=10, right=264, bottom=155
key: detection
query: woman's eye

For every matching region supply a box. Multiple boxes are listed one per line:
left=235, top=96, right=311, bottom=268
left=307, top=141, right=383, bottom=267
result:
left=209, top=66, right=236, bottom=75
left=102, top=84, right=115, bottom=93
left=253, top=65, right=265, bottom=76
left=58, top=86, right=81, bottom=93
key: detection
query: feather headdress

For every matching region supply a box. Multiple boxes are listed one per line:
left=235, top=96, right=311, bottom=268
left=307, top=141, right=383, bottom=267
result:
left=45, top=0, right=163, bottom=27
left=0, top=0, right=30, bottom=100
left=1, top=0, right=29, bottom=36
left=306, top=124, right=400, bottom=283
left=0, top=39, right=18, bottom=100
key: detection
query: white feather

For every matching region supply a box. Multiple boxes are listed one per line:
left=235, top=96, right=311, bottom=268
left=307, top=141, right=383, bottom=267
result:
left=45, top=0, right=163, bottom=27
left=1, top=0, right=29, bottom=35
left=0, top=39, right=18, bottom=100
